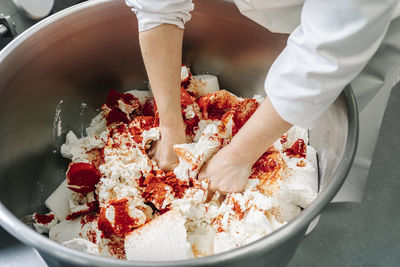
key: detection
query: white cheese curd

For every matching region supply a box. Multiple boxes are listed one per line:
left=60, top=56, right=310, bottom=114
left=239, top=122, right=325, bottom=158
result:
left=36, top=72, right=318, bottom=260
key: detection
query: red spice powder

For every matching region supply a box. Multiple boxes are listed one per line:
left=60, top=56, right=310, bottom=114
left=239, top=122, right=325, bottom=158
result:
left=183, top=115, right=200, bottom=136
left=86, top=148, right=105, bottom=169
left=280, top=134, right=288, bottom=144
left=66, top=201, right=99, bottom=220
left=231, top=199, right=244, bottom=220
left=164, top=171, right=190, bottom=198
left=140, top=171, right=190, bottom=210
left=180, top=88, right=196, bottom=107
left=67, top=162, right=102, bottom=194
left=181, top=75, right=192, bottom=90
left=284, top=139, right=307, bottom=158
left=197, top=90, right=238, bottom=120
left=33, top=213, right=54, bottom=225
left=230, top=99, right=259, bottom=136
left=80, top=213, right=97, bottom=225
left=98, top=198, right=138, bottom=238
left=106, top=238, right=126, bottom=259
left=142, top=182, right=170, bottom=209
left=129, top=116, right=155, bottom=144
left=251, top=152, right=278, bottom=174
left=250, top=150, right=283, bottom=185
left=297, top=160, right=306, bottom=167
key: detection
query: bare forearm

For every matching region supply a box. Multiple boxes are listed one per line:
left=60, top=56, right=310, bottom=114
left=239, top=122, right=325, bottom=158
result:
left=139, top=24, right=184, bottom=129
left=228, top=98, right=292, bottom=164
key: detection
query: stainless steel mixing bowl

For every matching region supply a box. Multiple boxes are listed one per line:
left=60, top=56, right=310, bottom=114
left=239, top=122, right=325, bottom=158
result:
left=0, top=0, right=358, bottom=266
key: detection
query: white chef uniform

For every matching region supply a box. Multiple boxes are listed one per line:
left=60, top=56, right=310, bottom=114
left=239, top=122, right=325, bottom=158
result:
left=126, top=0, right=400, bottom=202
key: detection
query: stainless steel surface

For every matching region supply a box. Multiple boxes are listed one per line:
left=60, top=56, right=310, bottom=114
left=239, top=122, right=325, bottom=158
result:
left=0, top=24, right=7, bottom=36
left=0, top=0, right=358, bottom=266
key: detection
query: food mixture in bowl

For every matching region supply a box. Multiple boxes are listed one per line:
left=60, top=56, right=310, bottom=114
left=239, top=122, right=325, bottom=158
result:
left=32, top=66, right=318, bottom=260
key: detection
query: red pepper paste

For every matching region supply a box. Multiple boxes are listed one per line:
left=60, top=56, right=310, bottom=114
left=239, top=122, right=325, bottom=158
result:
left=284, top=139, right=307, bottom=158
left=104, top=89, right=141, bottom=126
left=33, top=213, right=54, bottom=225
left=67, top=162, right=102, bottom=194
left=142, top=98, right=156, bottom=116
left=105, top=89, right=121, bottom=108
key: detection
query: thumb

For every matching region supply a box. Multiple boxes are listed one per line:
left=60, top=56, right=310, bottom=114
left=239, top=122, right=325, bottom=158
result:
left=198, top=162, right=209, bottom=181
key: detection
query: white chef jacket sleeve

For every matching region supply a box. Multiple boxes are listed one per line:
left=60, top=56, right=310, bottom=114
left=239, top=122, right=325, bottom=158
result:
left=265, top=0, right=398, bottom=129
left=125, top=0, right=194, bottom=32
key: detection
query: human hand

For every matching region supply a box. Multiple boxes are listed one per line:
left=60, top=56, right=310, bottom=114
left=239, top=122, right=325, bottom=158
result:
left=198, top=145, right=252, bottom=194
left=149, top=124, right=187, bottom=172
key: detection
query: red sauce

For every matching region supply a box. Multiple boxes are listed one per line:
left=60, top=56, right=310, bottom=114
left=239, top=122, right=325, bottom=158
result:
left=67, top=163, right=102, bottom=194
left=98, top=198, right=139, bottom=238
left=33, top=213, right=54, bottom=225
left=284, top=139, right=307, bottom=158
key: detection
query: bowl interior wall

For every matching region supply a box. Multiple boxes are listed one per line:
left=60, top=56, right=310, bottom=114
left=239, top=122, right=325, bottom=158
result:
left=0, top=0, right=346, bottom=226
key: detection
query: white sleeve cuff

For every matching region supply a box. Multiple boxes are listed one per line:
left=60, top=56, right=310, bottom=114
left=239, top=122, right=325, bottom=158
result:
left=265, top=0, right=397, bottom=129
left=125, top=0, right=194, bottom=32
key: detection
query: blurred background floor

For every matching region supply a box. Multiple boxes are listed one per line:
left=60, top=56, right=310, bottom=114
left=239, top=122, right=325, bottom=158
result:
left=1, top=0, right=399, bottom=266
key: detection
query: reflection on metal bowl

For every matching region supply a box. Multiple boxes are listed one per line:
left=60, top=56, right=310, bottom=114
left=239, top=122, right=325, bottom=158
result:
left=0, top=0, right=358, bottom=266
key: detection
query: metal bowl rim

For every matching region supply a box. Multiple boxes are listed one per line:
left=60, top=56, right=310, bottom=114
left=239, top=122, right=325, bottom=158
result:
left=0, top=0, right=359, bottom=265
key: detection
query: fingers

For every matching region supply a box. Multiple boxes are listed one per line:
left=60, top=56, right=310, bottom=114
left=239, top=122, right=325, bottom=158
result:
left=198, top=161, right=210, bottom=181
left=147, top=141, right=157, bottom=158
left=205, top=190, right=215, bottom=203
